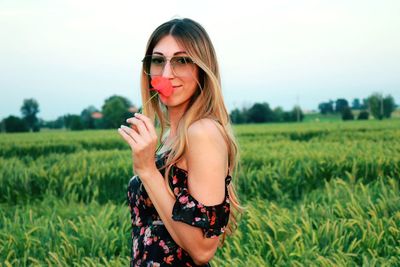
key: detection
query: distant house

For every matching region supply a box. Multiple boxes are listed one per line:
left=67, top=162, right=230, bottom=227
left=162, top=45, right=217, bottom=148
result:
left=129, top=106, right=139, bottom=113
left=90, top=106, right=139, bottom=119
left=91, top=112, right=103, bottom=119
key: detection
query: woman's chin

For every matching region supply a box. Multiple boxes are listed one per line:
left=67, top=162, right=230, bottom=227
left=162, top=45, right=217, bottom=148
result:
left=160, top=95, right=169, bottom=103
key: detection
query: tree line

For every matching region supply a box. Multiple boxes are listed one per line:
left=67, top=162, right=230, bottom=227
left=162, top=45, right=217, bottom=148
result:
left=0, top=95, right=137, bottom=133
left=0, top=92, right=397, bottom=133
left=318, top=93, right=397, bottom=121
left=229, top=103, right=304, bottom=124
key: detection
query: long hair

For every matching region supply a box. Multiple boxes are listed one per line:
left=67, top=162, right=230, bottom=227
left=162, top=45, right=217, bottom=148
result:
left=140, top=17, right=246, bottom=246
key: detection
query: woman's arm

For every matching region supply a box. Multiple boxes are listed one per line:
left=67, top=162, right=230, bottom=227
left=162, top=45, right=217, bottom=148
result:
left=143, top=119, right=228, bottom=265
left=139, top=118, right=228, bottom=265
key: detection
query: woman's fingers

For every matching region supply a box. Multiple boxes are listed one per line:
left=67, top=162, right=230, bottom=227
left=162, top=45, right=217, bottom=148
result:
left=130, top=113, right=158, bottom=140
left=118, top=128, right=137, bottom=149
left=126, top=117, right=150, bottom=140
left=119, top=125, right=144, bottom=147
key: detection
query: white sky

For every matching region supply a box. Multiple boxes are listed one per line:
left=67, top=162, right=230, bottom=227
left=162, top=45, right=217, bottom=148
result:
left=1, top=0, right=399, bottom=120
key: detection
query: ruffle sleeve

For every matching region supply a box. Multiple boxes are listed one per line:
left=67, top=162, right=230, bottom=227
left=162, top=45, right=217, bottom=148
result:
left=171, top=186, right=230, bottom=238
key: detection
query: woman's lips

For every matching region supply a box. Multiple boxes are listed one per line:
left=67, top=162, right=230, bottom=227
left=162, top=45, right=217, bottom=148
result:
left=173, top=85, right=182, bottom=88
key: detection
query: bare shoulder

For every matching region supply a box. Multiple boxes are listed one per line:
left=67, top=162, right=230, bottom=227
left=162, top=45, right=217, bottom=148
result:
left=187, top=118, right=226, bottom=148
left=185, top=118, right=228, bottom=206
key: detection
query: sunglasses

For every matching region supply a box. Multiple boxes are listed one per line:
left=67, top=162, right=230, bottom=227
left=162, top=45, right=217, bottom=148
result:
left=142, top=55, right=197, bottom=77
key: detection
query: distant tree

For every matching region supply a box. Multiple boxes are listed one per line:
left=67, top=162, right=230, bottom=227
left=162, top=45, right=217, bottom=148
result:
left=282, top=111, right=293, bottom=122
left=366, top=93, right=383, bottom=120
left=230, top=108, right=247, bottom=124
left=318, top=101, right=334, bottom=114
left=352, top=98, right=362, bottom=109
left=365, top=93, right=396, bottom=119
left=80, top=105, right=98, bottom=129
left=42, top=116, right=65, bottom=129
left=362, top=98, right=369, bottom=111
left=63, top=114, right=76, bottom=129
left=94, top=117, right=106, bottom=129
left=292, top=105, right=304, bottom=122
left=357, top=110, right=369, bottom=120
left=247, top=102, right=274, bottom=123
left=62, top=114, right=84, bottom=130
left=102, top=95, right=132, bottom=128
left=341, top=106, right=354, bottom=120
left=70, top=115, right=84, bottom=130
left=2, top=115, right=29, bottom=132
left=383, top=95, right=396, bottom=118
left=272, top=106, right=284, bottom=122
left=51, top=116, right=65, bottom=129
left=20, top=98, right=40, bottom=132
left=335, top=98, right=349, bottom=113
left=280, top=106, right=304, bottom=122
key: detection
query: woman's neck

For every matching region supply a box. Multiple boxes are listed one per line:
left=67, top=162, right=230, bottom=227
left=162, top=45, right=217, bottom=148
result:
left=167, top=100, right=190, bottom=138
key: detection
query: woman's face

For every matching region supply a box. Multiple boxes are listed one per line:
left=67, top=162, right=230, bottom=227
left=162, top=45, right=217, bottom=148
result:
left=151, top=35, right=199, bottom=108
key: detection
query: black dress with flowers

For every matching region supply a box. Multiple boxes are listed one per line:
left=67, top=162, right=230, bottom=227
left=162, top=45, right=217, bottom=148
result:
left=127, top=149, right=232, bottom=267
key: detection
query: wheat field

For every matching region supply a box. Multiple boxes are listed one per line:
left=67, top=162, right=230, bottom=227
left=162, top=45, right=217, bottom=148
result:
left=1, top=119, right=399, bottom=266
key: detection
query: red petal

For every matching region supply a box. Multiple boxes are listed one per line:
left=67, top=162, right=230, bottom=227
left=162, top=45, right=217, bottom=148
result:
left=150, top=77, right=174, bottom=97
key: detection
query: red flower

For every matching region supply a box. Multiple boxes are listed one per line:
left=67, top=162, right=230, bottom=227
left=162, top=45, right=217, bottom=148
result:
left=150, top=76, right=174, bottom=97
left=138, top=77, right=175, bottom=113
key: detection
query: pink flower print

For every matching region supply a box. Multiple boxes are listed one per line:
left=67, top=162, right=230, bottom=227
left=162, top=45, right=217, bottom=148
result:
left=179, top=195, right=189, bottom=204
left=164, top=255, right=174, bottom=264
left=176, top=247, right=182, bottom=260
left=186, top=201, right=195, bottom=208
left=173, top=187, right=180, bottom=196
left=145, top=237, right=153, bottom=246
left=194, top=217, right=201, bottom=222
left=133, top=207, right=139, bottom=216
left=172, top=175, right=178, bottom=185
left=159, top=240, right=170, bottom=254
left=144, top=227, right=153, bottom=245
left=135, top=216, right=142, bottom=226
left=210, top=211, right=216, bottom=226
left=224, top=205, right=230, bottom=213
left=133, top=238, right=139, bottom=259
left=145, top=197, right=153, bottom=207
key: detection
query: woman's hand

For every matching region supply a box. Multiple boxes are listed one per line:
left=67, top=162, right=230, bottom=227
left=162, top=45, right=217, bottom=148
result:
left=117, top=113, right=158, bottom=178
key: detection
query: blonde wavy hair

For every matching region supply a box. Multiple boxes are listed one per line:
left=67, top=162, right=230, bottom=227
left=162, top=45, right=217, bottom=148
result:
left=140, top=17, right=245, bottom=246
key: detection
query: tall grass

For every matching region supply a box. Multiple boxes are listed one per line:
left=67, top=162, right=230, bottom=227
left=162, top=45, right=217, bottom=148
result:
left=1, top=119, right=399, bottom=266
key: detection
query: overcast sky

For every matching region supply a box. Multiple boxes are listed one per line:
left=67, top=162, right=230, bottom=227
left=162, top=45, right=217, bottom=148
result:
left=1, top=0, right=399, bottom=120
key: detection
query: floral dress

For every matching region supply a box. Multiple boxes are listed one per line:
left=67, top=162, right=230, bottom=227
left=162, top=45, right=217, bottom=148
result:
left=127, top=149, right=232, bottom=267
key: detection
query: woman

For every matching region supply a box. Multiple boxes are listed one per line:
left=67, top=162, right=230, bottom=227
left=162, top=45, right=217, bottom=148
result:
left=118, top=17, right=243, bottom=267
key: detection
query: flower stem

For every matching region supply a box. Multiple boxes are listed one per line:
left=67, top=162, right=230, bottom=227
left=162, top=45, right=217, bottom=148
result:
left=138, top=91, right=159, bottom=114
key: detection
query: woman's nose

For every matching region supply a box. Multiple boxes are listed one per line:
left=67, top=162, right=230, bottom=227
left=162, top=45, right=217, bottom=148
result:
left=162, top=61, right=175, bottom=78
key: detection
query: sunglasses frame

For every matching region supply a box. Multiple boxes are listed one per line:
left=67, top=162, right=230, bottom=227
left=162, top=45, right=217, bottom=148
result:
left=141, top=54, right=197, bottom=77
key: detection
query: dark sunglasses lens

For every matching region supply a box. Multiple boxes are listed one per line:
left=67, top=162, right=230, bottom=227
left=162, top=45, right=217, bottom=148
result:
left=171, top=57, right=193, bottom=64
left=150, top=56, right=165, bottom=65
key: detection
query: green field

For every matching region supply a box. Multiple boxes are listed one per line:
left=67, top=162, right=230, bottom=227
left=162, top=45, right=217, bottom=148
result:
left=1, top=119, right=399, bottom=266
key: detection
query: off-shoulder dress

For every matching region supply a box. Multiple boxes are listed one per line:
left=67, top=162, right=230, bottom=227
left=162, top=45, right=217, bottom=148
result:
left=127, top=148, right=231, bottom=267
